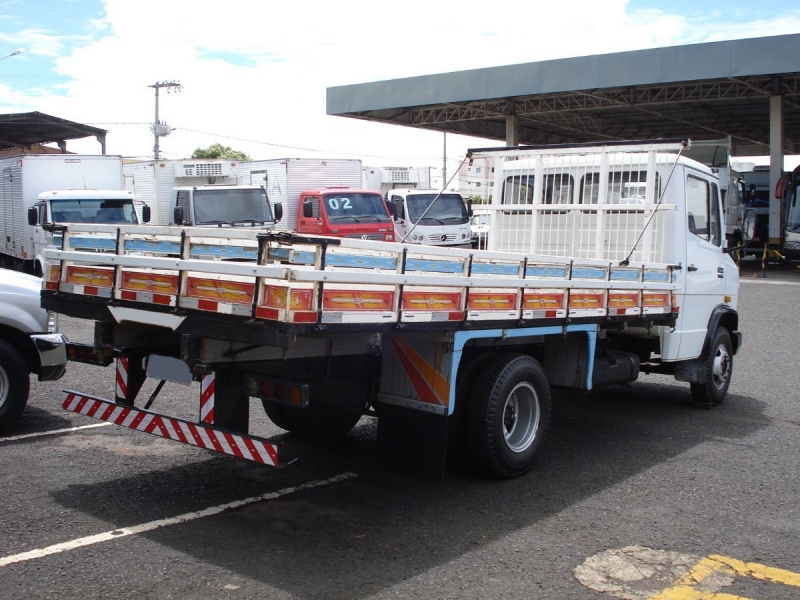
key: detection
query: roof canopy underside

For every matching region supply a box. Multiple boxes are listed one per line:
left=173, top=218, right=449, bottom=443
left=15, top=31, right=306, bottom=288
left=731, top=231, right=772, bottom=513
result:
left=0, top=111, right=107, bottom=152
left=327, top=34, right=800, bottom=155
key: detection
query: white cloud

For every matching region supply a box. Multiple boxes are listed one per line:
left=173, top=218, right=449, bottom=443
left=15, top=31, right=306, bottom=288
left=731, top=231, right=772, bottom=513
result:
left=5, top=0, right=800, bottom=168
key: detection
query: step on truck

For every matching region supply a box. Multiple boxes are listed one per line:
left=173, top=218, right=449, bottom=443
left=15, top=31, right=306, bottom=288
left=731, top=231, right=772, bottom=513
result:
left=40, top=139, right=742, bottom=480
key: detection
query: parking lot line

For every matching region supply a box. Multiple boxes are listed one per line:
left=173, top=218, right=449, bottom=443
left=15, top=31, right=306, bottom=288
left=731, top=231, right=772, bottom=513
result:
left=0, top=472, right=357, bottom=567
left=0, top=422, right=111, bottom=443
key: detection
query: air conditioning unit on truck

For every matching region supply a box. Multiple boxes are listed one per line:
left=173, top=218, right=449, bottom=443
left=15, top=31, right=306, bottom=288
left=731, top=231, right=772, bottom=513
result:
left=0, top=154, right=132, bottom=275
left=123, top=159, right=239, bottom=226
left=40, top=139, right=744, bottom=481
left=239, top=158, right=394, bottom=241
left=362, top=165, right=432, bottom=196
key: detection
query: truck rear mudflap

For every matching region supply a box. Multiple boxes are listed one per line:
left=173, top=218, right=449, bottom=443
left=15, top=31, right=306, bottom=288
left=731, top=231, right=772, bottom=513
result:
left=62, top=391, right=290, bottom=467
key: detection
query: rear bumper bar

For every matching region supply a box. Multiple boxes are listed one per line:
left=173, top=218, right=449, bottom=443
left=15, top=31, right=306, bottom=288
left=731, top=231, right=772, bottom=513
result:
left=62, top=391, right=289, bottom=467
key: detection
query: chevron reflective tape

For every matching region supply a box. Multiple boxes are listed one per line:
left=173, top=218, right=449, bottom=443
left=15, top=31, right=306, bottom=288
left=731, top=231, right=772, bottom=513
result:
left=62, top=392, right=283, bottom=466
left=115, top=357, right=128, bottom=401
left=200, top=373, right=215, bottom=424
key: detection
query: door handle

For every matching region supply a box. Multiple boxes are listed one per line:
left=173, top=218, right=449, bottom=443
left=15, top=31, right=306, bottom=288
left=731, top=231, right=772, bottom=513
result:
left=687, top=265, right=698, bottom=272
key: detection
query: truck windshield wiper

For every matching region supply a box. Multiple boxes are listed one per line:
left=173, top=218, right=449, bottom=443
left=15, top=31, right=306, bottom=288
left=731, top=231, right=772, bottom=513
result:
left=198, top=220, right=234, bottom=227
left=232, top=219, right=266, bottom=226
left=329, top=215, right=360, bottom=222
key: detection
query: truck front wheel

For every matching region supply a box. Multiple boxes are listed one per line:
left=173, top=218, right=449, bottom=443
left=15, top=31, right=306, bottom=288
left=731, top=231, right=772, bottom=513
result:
left=691, top=328, right=733, bottom=406
left=0, top=340, right=31, bottom=432
left=465, top=353, right=551, bottom=479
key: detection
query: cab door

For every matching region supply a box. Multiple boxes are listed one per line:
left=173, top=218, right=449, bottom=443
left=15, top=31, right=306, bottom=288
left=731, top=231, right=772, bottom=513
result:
left=675, top=171, right=737, bottom=359
left=31, top=202, right=55, bottom=269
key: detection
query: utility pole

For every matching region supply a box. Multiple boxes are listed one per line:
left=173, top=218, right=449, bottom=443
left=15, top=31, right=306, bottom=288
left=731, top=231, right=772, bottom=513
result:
left=149, top=80, right=182, bottom=159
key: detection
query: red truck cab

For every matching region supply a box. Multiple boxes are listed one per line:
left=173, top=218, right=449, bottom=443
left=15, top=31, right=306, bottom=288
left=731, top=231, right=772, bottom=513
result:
left=296, top=187, right=394, bottom=241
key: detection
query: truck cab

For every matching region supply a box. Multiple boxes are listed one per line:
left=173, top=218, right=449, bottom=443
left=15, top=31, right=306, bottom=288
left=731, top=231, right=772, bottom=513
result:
left=297, top=188, right=394, bottom=241
left=28, top=189, right=148, bottom=277
left=385, top=188, right=472, bottom=247
left=172, top=185, right=282, bottom=228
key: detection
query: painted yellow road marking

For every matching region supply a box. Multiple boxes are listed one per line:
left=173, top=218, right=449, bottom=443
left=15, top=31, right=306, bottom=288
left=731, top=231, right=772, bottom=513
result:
left=575, top=546, right=800, bottom=599
left=649, top=554, right=800, bottom=599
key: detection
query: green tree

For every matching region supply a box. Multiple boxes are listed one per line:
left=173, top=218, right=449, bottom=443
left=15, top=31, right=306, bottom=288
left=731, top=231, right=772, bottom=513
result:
left=191, top=143, right=250, bottom=161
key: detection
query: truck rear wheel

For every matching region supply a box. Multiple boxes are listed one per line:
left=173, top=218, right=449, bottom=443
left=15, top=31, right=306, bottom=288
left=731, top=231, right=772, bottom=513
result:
left=0, top=340, right=31, bottom=432
left=465, top=353, right=551, bottom=479
left=260, top=400, right=295, bottom=432
left=690, top=328, right=733, bottom=406
left=285, top=405, right=363, bottom=440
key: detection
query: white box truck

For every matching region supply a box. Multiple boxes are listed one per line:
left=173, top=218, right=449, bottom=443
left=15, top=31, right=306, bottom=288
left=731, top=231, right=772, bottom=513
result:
left=0, top=154, right=127, bottom=274
left=123, top=159, right=240, bottom=226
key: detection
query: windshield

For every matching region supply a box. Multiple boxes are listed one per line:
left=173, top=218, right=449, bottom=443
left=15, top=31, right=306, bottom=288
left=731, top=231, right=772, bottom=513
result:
left=50, top=198, right=138, bottom=224
left=471, top=213, right=489, bottom=226
left=406, top=193, right=469, bottom=224
left=193, top=188, right=273, bottom=225
left=322, top=192, right=390, bottom=222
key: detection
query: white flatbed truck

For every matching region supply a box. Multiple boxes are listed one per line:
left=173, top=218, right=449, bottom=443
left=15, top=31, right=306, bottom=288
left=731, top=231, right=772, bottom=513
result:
left=40, top=140, right=742, bottom=479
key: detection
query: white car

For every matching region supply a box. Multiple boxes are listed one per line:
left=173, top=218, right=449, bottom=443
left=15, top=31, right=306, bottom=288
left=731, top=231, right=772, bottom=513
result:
left=0, top=269, right=67, bottom=431
left=470, top=211, right=490, bottom=248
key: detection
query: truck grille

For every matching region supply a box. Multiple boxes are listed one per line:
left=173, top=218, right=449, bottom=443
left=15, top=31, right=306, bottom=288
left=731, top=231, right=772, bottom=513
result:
left=345, top=233, right=385, bottom=241
left=427, top=234, right=458, bottom=243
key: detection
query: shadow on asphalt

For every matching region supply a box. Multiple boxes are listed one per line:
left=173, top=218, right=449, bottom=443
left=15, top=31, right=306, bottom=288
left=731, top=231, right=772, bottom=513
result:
left=49, top=380, right=768, bottom=599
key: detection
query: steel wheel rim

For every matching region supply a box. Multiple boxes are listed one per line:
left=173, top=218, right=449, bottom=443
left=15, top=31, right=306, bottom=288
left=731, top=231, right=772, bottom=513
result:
left=502, top=381, right=540, bottom=453
left=711, top=345, right=731, bottom=390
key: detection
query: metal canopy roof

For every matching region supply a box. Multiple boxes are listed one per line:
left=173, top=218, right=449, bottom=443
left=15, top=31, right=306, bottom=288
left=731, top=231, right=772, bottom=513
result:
left=0, top=111, right=107, bottom=153
left=327, top=33, right=800, bottom=155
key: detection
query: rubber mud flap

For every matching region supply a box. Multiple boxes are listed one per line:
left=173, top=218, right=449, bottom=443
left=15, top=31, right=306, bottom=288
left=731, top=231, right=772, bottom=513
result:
left=376, top=403, right=448, bottom=480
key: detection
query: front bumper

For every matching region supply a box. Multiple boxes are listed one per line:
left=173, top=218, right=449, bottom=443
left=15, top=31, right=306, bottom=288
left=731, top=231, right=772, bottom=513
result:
left=30, top=333, right=68, bottom=381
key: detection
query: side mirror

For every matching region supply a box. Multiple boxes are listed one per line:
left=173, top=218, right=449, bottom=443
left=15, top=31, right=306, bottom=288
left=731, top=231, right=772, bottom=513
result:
left=273, top=203, right=283, bottom=223
left=741, top=208, right=757, bottom=243
left=141, top=205, right=151, bottom=223
left=27, top=206, right=38, bottom=226
left=302, top=200, right=314, bottom=218
left=467, top=200, right=474, bottom=218
left=173, top=205, right=184, bottom=225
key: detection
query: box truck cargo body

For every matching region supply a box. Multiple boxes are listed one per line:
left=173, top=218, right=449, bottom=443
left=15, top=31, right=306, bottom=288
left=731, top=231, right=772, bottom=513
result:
left=0, top=154, right=124, bottom=272
left=238, top=158, right=364, bottom=232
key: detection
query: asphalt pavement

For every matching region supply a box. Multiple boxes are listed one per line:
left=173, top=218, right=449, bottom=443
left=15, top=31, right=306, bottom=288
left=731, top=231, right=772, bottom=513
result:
left=1, top=259, right=799, bottom=599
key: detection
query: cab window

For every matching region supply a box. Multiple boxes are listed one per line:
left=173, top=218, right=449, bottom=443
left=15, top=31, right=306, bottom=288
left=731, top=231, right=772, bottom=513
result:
left=686, top=175, right=721, bottom=247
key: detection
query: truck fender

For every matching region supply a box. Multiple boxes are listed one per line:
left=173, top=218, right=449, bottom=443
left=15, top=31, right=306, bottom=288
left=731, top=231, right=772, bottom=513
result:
left=674, top=305, right=740, bottom=384
left=702, top=305, right=741, bottom=356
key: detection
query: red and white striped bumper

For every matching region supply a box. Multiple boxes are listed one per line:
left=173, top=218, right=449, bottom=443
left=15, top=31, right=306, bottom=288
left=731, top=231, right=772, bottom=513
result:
left=63, top=392, right=286, bottom=467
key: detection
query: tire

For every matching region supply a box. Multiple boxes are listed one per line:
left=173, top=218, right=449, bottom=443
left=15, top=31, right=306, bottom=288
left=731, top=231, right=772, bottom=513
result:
left=0, top=340, right=31, bottom=432
left=465, top=353, right=551, bottom=479
left=260, top=400, right=295, bottom=431
left=690, top=328, right=733, bottom=406
left=285, top=405, right=363, bottom=440
left=448, top=353, right=496, bottom=471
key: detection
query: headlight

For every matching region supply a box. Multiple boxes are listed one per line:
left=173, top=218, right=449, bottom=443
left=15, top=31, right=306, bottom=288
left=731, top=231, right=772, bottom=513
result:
left=46, top=311, right=59, bottom=333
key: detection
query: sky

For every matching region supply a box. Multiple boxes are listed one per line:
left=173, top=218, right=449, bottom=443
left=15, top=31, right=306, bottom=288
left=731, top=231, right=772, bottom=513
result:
left=1, top=0, right=800, bottom=173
